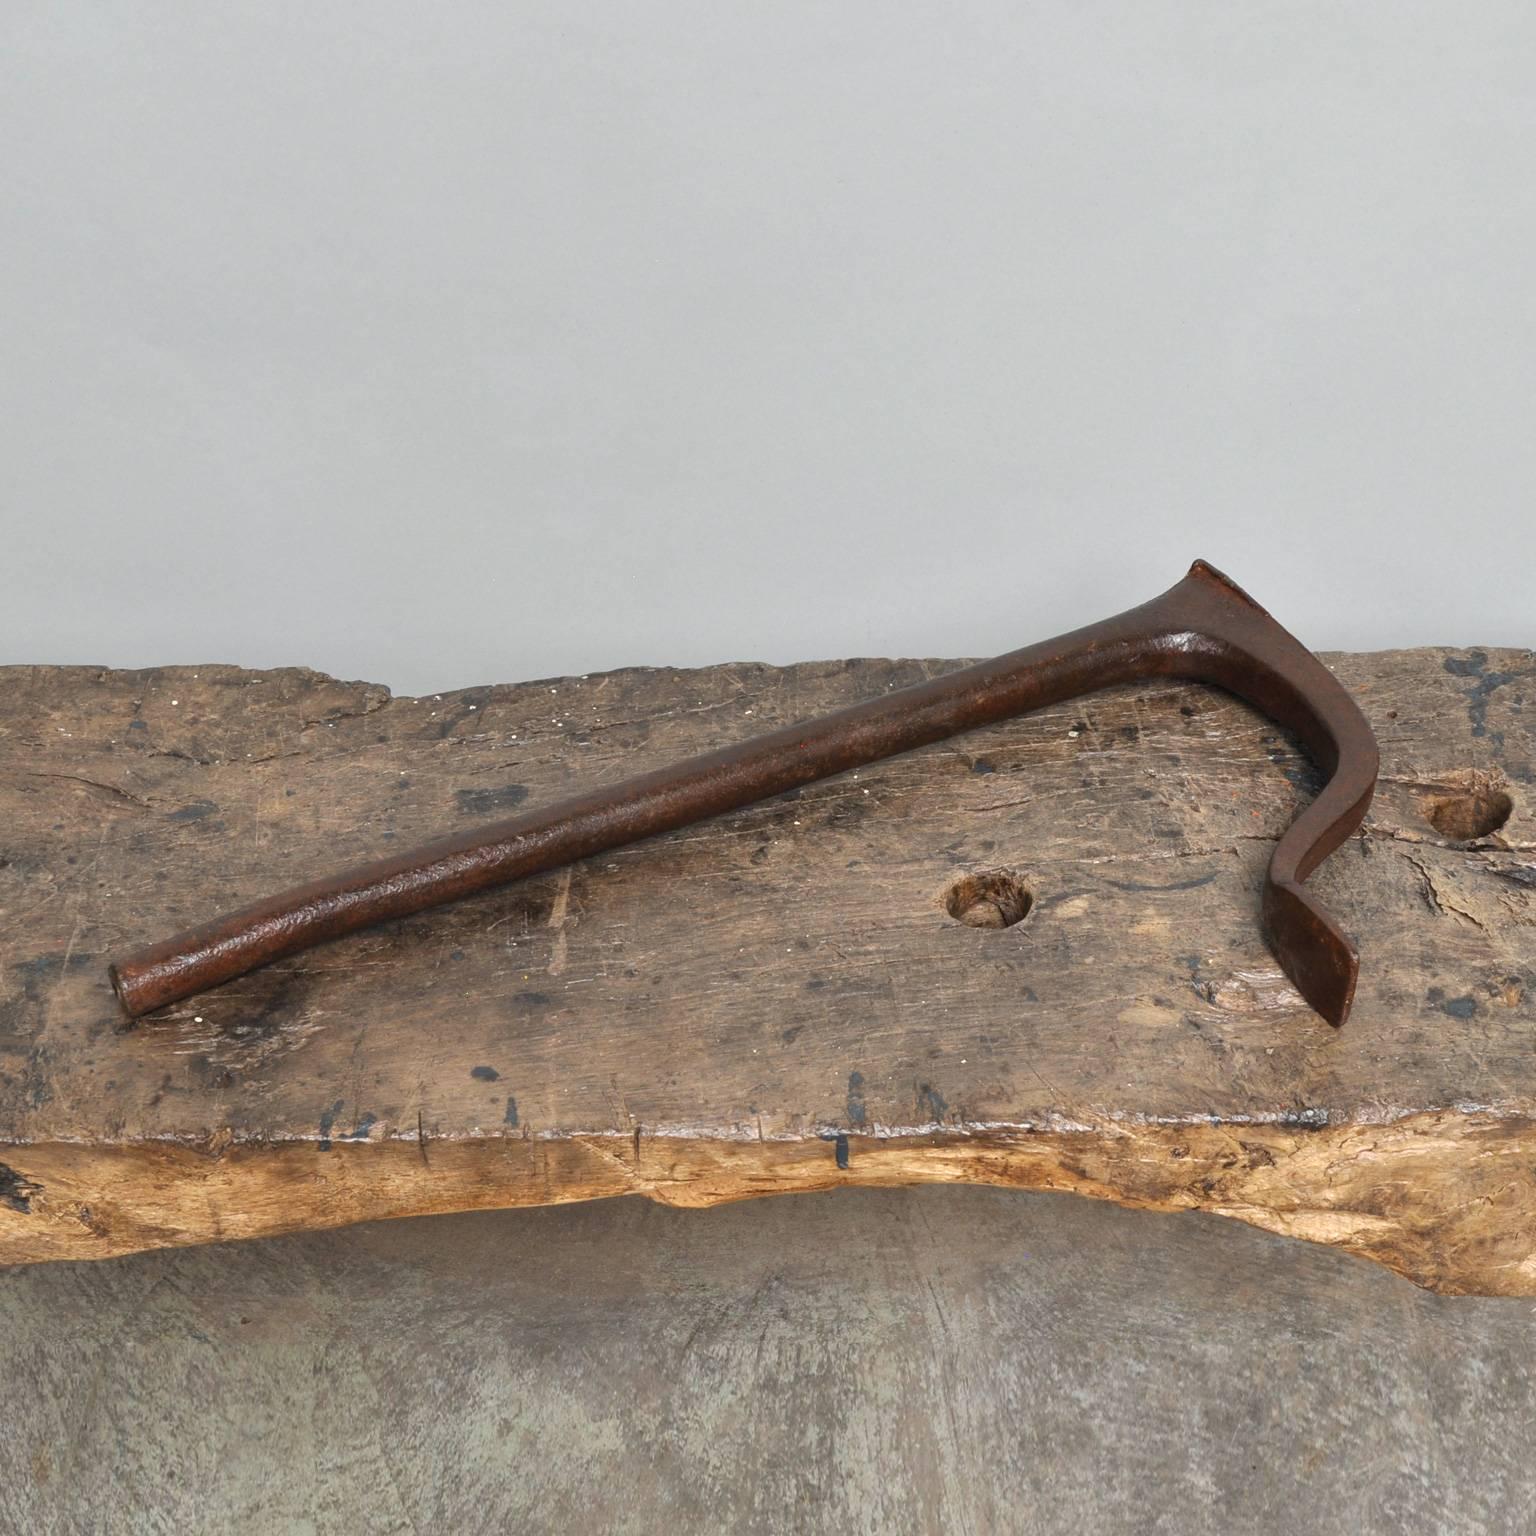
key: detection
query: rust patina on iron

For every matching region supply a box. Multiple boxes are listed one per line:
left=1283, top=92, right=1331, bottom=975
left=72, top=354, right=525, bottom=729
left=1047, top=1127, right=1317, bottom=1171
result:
left=110, top=561, right=1380, bottom=1025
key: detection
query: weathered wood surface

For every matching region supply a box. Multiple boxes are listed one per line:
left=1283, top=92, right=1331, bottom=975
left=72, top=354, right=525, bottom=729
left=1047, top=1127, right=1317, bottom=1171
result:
left=1, top=648, right=1532, bottom=1291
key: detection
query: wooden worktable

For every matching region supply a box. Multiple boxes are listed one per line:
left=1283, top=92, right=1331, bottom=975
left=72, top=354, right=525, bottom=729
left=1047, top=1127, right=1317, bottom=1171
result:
left=2, top=649, right=1532, bottom=1292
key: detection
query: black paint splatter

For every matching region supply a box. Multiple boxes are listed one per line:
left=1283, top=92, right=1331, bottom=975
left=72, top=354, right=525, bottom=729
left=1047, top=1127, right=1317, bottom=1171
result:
left=504, top=1096, right=519, bottom=1128
left=471, top=1065, right=501, bottom=1082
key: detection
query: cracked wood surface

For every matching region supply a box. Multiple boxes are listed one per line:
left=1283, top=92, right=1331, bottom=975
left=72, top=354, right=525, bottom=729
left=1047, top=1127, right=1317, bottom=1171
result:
left=1, top=648, right=1533, bottom=1291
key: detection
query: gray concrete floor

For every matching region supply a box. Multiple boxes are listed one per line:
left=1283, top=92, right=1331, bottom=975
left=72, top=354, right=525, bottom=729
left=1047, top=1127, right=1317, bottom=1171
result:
left=3, top=1188, right=1533, bottom=1535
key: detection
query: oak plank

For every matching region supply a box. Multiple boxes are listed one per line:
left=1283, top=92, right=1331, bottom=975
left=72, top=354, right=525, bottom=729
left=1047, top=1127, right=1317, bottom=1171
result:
left=1, top=648, right=1532, bottom=1290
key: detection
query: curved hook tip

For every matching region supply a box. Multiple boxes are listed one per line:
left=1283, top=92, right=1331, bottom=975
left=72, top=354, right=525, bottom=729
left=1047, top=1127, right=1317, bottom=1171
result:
left=1262, top=879, right=1359, bottom=1027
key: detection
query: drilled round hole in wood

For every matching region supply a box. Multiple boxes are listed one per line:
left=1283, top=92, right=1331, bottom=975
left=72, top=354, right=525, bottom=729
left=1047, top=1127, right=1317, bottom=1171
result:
left=943, top=869, right=1032, bottom=929
left=1424, top=788, right=1513, bottom=840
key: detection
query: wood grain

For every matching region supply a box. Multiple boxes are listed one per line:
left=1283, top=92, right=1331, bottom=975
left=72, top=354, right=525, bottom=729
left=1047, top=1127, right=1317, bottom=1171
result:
left=2, top=648, right=1532, bottom=1290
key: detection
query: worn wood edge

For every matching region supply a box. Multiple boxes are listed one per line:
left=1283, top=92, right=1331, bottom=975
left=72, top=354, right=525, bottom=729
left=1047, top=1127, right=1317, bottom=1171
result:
left=4, top=1111, right=1533, bottom=1295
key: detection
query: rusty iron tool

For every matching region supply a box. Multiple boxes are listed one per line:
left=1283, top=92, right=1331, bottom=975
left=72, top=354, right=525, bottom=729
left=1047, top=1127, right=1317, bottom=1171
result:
left=110, top=560, right=1379, bottom=1025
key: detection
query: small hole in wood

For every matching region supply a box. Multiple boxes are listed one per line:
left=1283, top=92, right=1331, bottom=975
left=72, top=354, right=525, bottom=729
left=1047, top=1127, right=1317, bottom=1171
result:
left=1423, top=788, right=1513, bottom=840
left=943, top=869, right=1033, bottom=929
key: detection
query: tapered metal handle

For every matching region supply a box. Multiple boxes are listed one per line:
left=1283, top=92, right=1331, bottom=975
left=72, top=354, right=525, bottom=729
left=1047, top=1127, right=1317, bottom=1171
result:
left=110, top=560, right=1378, bottom=1024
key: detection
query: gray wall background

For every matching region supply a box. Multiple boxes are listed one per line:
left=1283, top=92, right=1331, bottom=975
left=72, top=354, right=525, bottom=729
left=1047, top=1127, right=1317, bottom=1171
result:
left=3, top=2, right=1532, bottom=696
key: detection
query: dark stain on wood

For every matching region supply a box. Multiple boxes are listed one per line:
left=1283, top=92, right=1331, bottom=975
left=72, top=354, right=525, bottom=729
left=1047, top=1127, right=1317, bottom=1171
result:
left=1427, top=988, right=1479, bottom=1020
left=0, top=1162, right=40, bottom=1214
left=167, top=800, right=219, bottom=823
left=454, top=784, right=530, bottom=817
left=1105, top=871, right=1220, bottom=894
left=846, top=1071, right=866, bottom=1127
left=318, top=1098, right=344, bottom=1152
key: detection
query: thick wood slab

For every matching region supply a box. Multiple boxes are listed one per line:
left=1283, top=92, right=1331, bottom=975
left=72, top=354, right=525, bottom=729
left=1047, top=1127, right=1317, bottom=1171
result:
left=1, top=648, right=1533, bottom=1291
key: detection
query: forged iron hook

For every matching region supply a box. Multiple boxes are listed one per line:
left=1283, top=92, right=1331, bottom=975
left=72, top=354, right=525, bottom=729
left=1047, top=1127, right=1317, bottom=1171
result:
left=110, top=561, right=1379, bottom=1025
